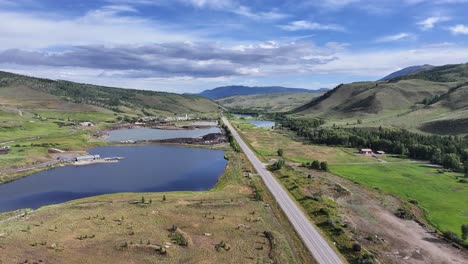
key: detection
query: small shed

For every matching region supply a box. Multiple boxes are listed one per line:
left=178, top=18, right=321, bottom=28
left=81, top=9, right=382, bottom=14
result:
left=360, top=149, right=373, bottom=155
left=376, top=151, right=385, bottom=155
left=75, top=154, right=100, bottom=162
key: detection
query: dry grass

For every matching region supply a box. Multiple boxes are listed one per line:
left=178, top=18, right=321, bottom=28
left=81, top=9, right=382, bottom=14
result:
left=0, top=151, right=312, bottom=264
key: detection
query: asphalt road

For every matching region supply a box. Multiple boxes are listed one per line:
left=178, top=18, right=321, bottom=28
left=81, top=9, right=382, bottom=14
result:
left=222, top=117, right=344, bottom=264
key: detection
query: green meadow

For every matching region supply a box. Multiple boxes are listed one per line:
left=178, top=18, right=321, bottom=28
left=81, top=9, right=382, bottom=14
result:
left=330, top=163, right=468, bottom=236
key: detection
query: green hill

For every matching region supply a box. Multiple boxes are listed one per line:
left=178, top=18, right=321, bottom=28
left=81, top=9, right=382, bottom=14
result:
left=0, top=71, right=220, bottom=117
left=216, top=92, right=322, bottom=112
left=294, top=63, right=468, bottom=135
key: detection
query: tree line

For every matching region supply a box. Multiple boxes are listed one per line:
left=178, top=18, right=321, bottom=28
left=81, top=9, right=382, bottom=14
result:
left=277, top=117, right=468, bottom=172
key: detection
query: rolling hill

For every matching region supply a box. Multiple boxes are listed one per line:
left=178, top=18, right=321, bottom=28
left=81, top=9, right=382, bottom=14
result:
left=294, top=63, right=468, bottom=135
left=379, top=64, right=434, bottom=81
left=0, top=71, right=220, bottom=117
left=197, top=85, right=327, bottom=99
left=216, top=92, right=323, bottom=112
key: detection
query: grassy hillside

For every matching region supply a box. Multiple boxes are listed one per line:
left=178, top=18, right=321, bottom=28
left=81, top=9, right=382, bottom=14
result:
left=379, top=64, right=434, bottom=81
left=0, top=71, right=220, bottom=116
left=294, top=63, right=468, bottom=134
left=216, top=92, right=322, bottom=112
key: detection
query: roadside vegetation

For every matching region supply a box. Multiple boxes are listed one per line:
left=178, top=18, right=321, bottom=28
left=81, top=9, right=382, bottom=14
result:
left=231, top=114, right=468, bottom=262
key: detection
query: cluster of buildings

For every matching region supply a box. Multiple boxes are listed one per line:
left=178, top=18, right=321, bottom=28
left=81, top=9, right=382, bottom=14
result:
left=359, top=149, right=385, bottom=156
left=139, top=114, right=190, bottom=123
left=0, top=146, right=11, bottom=155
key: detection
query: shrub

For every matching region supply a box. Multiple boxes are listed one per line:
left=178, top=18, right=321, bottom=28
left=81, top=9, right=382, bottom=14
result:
left=311, top=160, right=320, bottom=170
left=277, top=148, right=283, bottom=156
left=320, top=161, right=329, bottom=172
left=357, top=253, right=375, bottom=264
left=443, top=231, right=462, bottom=244
left=462, top=224, right=468, bottom=240
left=395, top=208, right=413, bottom=220
left=352, top=243, right=362, bottom=252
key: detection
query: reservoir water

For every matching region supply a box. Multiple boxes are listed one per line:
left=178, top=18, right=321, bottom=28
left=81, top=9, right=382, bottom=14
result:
left=0, top=145, right=226, bottom=213
left=105, top=127, right=221, bottom=142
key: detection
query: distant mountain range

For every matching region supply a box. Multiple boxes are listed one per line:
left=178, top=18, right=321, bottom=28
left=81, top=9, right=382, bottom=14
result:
left=197, top=85, right=328, bottom=99
left=379, top=64, right=434, bottom=81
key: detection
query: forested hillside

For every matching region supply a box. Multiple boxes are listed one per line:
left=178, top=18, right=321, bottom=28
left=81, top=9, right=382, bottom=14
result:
left=0, top=71, right=220, bottom=116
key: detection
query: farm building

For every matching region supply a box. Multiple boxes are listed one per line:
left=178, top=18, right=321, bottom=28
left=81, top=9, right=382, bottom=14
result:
left=80, top=121, right=95, bottom=127
left=376, top=151, right=385, bottom=155
left=360, top=149, right=373, bottom=155
left=75, top=155, right=100, bottom=162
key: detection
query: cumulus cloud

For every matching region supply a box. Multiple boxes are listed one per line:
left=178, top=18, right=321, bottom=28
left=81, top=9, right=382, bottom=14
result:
left=309, top=44, right=468, bottom=76
left=449, top=24, right=468, bottom=35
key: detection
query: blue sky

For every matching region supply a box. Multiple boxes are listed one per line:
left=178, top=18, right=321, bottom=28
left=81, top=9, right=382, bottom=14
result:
left=0, top=0, right=468, bottom=93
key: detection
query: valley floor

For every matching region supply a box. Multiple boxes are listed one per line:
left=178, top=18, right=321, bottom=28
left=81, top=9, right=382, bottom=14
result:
left=231, top=117, right=468, bottom=264
left=0, top=150, right=314, bottom=264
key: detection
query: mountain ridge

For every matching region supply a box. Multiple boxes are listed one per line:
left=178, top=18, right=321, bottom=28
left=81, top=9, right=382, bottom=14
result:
left=293, top=63, right=468, bottom=135
left=0, top=71, right=220, bottom=116
left=197, top=85, right=328, bottom=99
left=379, top=64, right=434, bottom=81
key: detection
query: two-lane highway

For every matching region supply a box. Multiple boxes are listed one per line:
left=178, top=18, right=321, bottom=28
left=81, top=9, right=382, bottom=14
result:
left=222, top=116, right=344, bottom=264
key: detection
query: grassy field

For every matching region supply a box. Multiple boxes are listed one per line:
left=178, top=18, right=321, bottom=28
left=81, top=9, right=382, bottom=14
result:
left=32, top=110, right=116, bottom=122
left=0, top=109, right=111, bottom=182
left=330, top=163, right=468, bottom=236
left=232, top=119, right=376, bottom=164
left=0, top=150, right=314, bottom=264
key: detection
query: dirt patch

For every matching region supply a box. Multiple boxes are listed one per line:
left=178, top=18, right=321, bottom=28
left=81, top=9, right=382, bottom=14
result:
left=322, top=172, right=468, bottom=264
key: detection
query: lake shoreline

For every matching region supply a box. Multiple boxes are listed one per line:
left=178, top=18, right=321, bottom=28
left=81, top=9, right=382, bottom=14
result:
left=0, top=145, right=228, bottom=213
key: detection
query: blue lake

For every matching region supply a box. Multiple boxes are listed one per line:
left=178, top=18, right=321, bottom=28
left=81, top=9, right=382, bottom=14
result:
left=0, top=145, right=227, bottom=213
left=105, top=127, right=221, bottom=142
left=248, top=120, right=275, bottom=128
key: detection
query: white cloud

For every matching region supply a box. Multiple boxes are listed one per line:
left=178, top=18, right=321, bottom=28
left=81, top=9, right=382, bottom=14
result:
left=376, top=33, right=415, bottom=43
left=0, top=8, right=198, bottom=49
left=311, top=0, right=361, bottom=9
left=279, top=20, right=344, bottom=31
left=105, top=0, right=288, bottom=20
left=417, top=16, right=450, bottom=30
left=449, top=24, right=468, bottom=35
left=2, top=42, right=468, bottom=92
left=229, top=6, right=287, bottom=20
left=310, top=44, right=468, bottom=77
